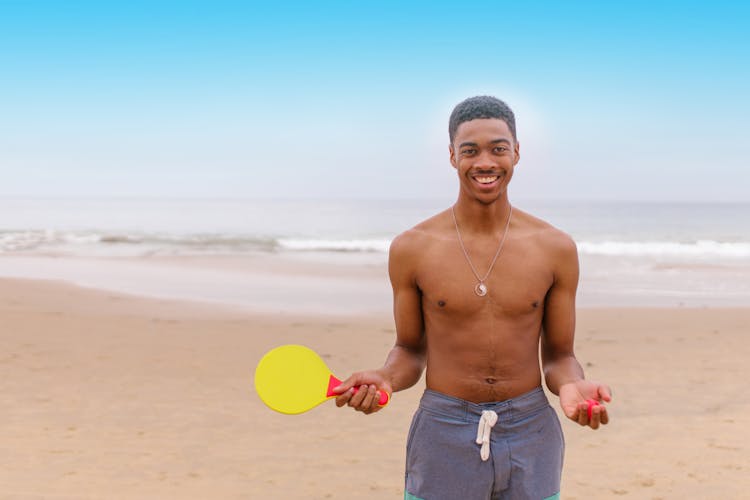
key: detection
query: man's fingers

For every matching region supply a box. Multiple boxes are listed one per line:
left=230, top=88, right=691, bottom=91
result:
left=347, top=384, right=368, bottom=408
left=576, top=402, right=588, bottom=426
left=335, top=388, right=354, bottom=407
left=332, top=374, right=360, bottom=394
left=599, top=405, right=610, bottom=425
left=563, top=404, right=578, bottom=420
left=598, top=385, right=613, bottom=403
left=589, top=405, right=601, bottom=429
left=360, top=385, right=377, bottom=409
left=363, top=403, right=383, bottom=415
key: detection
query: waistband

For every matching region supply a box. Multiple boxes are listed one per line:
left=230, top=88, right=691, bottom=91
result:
left=419, top=386, right=550, bottom=423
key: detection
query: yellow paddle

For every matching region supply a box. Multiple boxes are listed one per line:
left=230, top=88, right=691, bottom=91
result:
left=254, top=344, right=390, bottom=415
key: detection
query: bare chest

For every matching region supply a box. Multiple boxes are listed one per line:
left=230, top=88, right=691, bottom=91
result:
left=415, top=236, right=554, bottom=318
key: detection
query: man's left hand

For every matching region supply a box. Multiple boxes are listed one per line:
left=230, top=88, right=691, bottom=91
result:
left=559, top=380, right=612, bottom=429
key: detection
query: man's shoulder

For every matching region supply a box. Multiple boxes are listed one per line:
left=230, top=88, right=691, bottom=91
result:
left=389, top=209, right=451, bottom=257
left=514, top=207, right=577, bottom=255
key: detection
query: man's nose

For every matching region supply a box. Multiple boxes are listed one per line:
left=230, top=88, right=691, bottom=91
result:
left=473, top=151, right=495, bottom=169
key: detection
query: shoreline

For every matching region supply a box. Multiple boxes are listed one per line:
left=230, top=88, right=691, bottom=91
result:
left=1, top=252, right=749, bottom=313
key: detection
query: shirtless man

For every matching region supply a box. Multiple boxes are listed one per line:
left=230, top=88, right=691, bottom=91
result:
left=333, top=96, right=611, bottom=500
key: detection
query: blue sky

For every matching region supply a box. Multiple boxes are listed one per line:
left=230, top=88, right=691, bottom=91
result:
left=1, top=1, right=748, bottom=201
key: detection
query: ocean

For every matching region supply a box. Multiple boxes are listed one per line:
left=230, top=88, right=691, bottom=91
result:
left=1, top=197, right=749, bottom=309
left=1, top=197, right=749, bottom=260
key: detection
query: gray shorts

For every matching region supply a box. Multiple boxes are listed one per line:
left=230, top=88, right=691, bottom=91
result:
left=405, top=387, right=564, bottom=500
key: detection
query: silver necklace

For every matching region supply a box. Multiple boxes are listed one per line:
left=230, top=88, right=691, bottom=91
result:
left=451, top=205, right=513, bottom=297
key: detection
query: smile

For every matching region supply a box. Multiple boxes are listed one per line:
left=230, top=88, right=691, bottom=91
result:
left=470, top=172, right=503, bottom=188
left=475, top=176, right=498, bottom=184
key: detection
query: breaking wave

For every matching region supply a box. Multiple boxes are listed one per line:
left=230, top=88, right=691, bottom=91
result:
left=1, top=230, right=749, bottom=259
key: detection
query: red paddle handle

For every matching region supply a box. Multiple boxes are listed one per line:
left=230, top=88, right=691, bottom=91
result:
left=327, top=375, right=390, bottom=406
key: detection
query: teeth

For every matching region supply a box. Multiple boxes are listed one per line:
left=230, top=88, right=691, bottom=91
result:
left=476, top=176, right=498, bottom=184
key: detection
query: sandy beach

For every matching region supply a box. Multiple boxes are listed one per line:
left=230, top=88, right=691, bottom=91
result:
left=2, top=275, right=748, bottom=499
left=4, top=0, right=749, bottom=496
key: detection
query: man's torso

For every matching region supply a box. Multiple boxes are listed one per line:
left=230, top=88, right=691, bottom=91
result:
left=399, top=207, right=569, bottom=403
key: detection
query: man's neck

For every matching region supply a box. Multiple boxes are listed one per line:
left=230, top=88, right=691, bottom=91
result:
left=453, top=195, right=512, bottom=234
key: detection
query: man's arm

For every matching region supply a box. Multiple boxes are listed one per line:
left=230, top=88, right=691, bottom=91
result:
left=541, top=233, right=612, bottom=429
left=333, top=232, right=426, bottom=414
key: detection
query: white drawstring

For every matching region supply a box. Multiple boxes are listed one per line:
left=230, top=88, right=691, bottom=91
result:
left=475, top=410, right=498, bottom=461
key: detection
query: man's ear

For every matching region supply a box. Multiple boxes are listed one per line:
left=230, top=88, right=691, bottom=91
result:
left=449, top=143, right=457, bottom=169
left=513, top=141, right=521, bottom=166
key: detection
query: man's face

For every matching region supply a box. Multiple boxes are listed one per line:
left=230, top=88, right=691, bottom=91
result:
left=449, top=118, right=520, bottom=205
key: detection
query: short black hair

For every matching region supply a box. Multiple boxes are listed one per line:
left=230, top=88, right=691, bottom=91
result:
left=449, top=96, right=517, bottom=144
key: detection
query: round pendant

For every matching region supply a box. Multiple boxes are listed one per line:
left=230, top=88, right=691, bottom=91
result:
left=474, top=282, right=488, bottom=296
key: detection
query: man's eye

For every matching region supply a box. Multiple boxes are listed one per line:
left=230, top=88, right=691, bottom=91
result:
left=494, top=147, right=507, bottom=153
left=462, top=149, right=476, bottom=155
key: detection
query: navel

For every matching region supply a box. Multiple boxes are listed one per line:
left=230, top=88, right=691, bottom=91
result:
left=485, top=377, right=497, bottom=385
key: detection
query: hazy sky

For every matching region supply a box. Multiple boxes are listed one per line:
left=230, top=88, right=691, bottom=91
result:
left=1, top=1, right=748, bottom=202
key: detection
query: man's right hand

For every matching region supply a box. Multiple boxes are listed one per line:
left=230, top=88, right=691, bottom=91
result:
left=332, top=370, right=392, bottom=415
